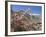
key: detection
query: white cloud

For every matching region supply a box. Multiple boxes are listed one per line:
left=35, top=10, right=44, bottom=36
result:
left=29, top=14, right=40, bottom=15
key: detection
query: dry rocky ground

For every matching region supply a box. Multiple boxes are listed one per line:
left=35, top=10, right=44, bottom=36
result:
left=11, top=12, right=42, bottom=32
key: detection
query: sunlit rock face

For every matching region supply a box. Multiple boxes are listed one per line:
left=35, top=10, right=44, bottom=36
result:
left=11, top=10, right=42, bottom=32
left=11, top=13, right=33, bottom=32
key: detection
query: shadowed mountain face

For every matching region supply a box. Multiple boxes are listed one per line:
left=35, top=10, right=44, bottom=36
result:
left=11, top=10, right=42, bottom=32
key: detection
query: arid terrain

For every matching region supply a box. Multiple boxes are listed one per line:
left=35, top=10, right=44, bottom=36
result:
left=11, top=10, right=42, bottom=32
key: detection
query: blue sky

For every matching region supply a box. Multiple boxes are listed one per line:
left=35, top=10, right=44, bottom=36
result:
left=11, top=5, right=42, bottom=14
